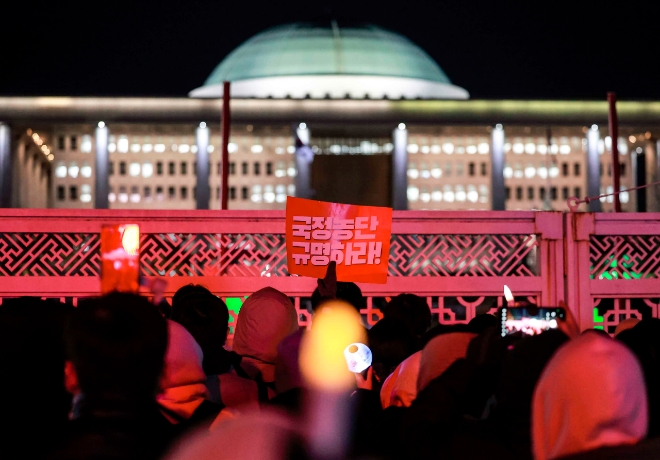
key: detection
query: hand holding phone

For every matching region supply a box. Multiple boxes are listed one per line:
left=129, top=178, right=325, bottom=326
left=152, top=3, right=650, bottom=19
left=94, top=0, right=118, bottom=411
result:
left=500, top=304, right=566, bottom=337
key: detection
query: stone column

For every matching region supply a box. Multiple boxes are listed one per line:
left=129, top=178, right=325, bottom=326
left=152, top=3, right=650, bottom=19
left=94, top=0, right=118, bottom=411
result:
left=586, top=124, right=602, bottom=212
left=632, top=146, right=647, bottom=212
left=94, top=122, right=109, bottom=209
left=491, top=124, right=505, bottom=210
left=294, top=123, right=314, bottom=199
left=392, top=123, right=408, bottom=210
left=195, top=122, right=210, bottom=209
left=0, top=123, right=11, bottom=207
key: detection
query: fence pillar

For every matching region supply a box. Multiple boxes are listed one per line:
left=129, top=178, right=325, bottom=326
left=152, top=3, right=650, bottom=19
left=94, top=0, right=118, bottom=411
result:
left=195, top=122, right=210, bottom=209
left=586, top=125, right=602, bottom=212
left=392, top=124, right=408, bottom=210
left=94, top=122, right=109, bottom=209
left=0, top=123, right=11, bottom=208
left=491, top=124, right=505, bottom=210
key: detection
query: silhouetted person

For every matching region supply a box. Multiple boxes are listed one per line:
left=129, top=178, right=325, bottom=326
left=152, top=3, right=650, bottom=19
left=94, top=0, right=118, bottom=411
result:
left=0, top=297, right=72, bottom=460
left=381, top=294, right=432, bottom=337
left=50, top=293, right=174, bottom=460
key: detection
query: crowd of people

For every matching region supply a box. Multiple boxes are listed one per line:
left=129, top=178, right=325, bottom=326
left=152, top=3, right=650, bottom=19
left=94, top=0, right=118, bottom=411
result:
left=1, top=269, right=660, bottom=460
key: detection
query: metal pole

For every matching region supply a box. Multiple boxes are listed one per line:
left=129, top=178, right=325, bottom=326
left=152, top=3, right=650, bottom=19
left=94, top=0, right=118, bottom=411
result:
left=607, top=92, right=622, bottom=212
left=195, top=122, right=210, bottom=209
left=220, top=81, right=231, bottom=210
left=490, top=124, right=505, bottom=210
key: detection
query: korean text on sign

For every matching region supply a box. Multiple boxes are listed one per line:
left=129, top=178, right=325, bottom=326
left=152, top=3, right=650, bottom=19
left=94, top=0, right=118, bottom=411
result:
left=286, top=197, right=392, bottom=284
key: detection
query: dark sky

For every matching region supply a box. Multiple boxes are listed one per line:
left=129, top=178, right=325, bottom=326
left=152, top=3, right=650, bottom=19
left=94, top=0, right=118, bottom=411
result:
left=2, top=0, right=659, bottom=99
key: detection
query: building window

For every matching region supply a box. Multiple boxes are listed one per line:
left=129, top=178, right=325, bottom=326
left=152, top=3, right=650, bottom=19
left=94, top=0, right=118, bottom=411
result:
left=480, top=162, right=487, bottom=176
left=468, top=162, right=475, bottom=177
left=169, top=162, right=175, bottom=175
left=505, top=187, right=511, bottom=200
left=70, top=136, right=77, bottom=151
left=58, top=136, right=65, bottom=150
left=266, top=162, right=273, bottom=176
left=562, top=162, right=569, bottom=177
left=620, top=163, right=626, bottom=177
left=229, top=186, right=236, bottom=200
left=216, top=187, right=220, bottom=199
left=69, top=185, right=78, bottom=200
left=241, top=186, right=248, bottom=200
left=168, top=186, right=176, bottom=200
left=156, top=186, right=164, bottom=200
left=144, top=186, right=151, bottom=199
left=109, top=161, right=114, bottom=175
left=527, top=187, right=534, bottom=200
left=230, top=162, right=236, bottom=175
left=574, top=187, right=581, bottom=199
left=540, top=187, right=546, bottom=201
left=181, top=187, right=188, bottom=199
left=254, top=162, right=261, bottom=176
left=57, top=186, right=65, bottom=201
left=516, top=187, right=523, bottom=200
left=81, top=135, right=92, bottom=153
left=181, top=162, right=187, bottom=175
left=242, top=162, right=248, bottom=175
left=574, top=163, right=581, bottom=176
left=562, top=187, right=569, bottom=200
left=217, top=162, right=222, bottom=175
left=130, top=186, right=140, bottom=203
left=456, top=163, right=464, bottom=176
left=599, top=164, right=603, bottom=177
left=551, top=187, right=557, bottom=200
left=157, top=162, right=163, bottom=175
left=445, top=162, right=452, bottom=176
left=119, top=161, right=126, bottom=175
left=607, top=163, right=612, bottom=177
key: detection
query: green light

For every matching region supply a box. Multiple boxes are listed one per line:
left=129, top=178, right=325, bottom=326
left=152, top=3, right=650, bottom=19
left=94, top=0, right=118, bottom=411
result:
left=594, top=325, right=605, bottom=331
left=594, top=307, right=604, bottom=323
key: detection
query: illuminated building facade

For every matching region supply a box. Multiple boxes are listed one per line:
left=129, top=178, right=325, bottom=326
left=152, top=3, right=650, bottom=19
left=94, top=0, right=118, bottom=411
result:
left=1, top=23, right=659, bottom=212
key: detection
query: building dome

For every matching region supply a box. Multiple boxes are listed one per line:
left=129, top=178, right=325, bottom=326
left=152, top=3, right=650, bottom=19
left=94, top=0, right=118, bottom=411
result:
left=189, top=22, right=469, bottom=100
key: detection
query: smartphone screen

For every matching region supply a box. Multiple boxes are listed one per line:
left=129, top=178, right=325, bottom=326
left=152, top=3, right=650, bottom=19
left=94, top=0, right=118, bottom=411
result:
left=100, top=224, right=140, bottom=294
left=500, top=306, right=565, bottom=337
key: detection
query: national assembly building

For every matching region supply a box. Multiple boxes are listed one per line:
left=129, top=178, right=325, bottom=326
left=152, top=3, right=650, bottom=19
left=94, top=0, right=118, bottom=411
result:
left=1, top=22, right=659, bottom=212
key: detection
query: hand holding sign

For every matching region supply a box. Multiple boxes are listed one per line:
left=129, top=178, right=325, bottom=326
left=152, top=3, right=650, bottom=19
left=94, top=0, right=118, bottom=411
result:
left=286, top=197, right=392, bottom=284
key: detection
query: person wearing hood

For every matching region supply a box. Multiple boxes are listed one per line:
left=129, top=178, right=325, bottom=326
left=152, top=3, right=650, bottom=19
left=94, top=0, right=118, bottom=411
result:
left=216, top=287, right=299, bottom=409
left=532, top=332, right=648, bottom=460
left=158, top=321, right=233, bottom=429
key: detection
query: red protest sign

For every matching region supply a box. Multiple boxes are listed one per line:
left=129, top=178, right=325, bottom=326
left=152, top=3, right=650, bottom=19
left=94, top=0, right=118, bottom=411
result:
left=286, top=197, right=392, bottom=284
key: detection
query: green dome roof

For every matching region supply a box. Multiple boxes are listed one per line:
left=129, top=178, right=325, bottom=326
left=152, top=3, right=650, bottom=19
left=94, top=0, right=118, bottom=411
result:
left=190, top=22, right=468, bottom=99
left=205, top=23, right=452, bottom=84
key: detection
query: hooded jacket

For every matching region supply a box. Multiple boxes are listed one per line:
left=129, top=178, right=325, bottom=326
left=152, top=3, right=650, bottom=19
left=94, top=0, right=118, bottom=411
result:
left=532, top=332, right=648, bottom=460
left=417, top=332, right=476, bottom=392
left=381, top=351, right=422, bottom=409
left=232, top=287, right=299, bottom=383
left=158, top=321, right=210, bottom=422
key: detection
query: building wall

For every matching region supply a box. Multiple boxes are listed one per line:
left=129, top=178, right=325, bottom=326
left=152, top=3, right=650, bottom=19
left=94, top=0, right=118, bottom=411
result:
left=50, top=124, right=295, bottom=210
left=44, top=121, right=646, bottom=212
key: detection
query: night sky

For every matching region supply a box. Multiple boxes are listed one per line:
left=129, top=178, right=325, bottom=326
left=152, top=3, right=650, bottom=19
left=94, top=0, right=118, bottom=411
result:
left=2, top=0, right=659, bottom=99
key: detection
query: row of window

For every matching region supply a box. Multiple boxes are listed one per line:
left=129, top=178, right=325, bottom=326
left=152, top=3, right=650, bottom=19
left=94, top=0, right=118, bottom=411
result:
left=106, top=161, right=295, bottom=178
left=506, top=186, right=581, bottom=201
left=56, top=185, right=92, bottom=202
left=57, top=135, right=92, bottom=152
left=408, top=161, right=488, bottom=179
left=407, top=185, right=489, bottom=203
left=105, top=184, right=296, bottom=203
